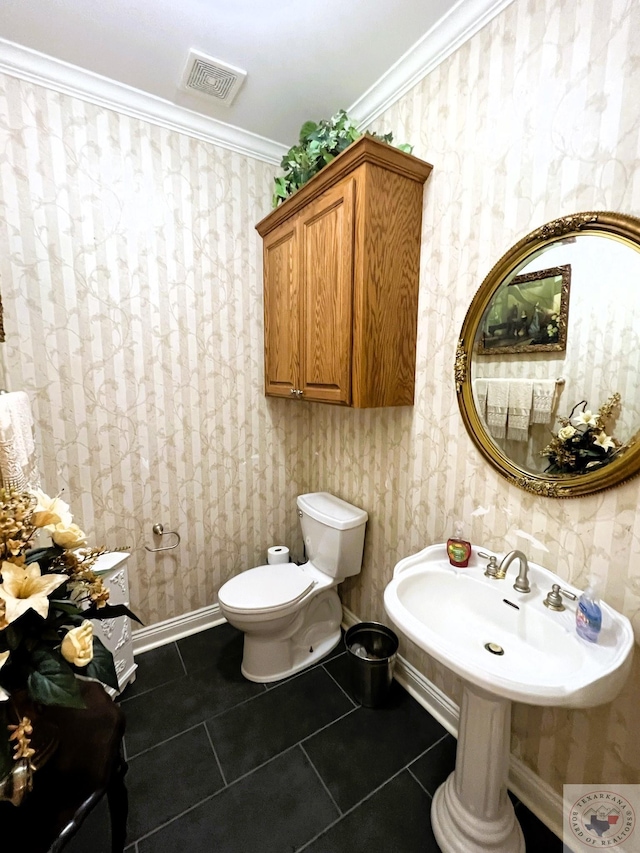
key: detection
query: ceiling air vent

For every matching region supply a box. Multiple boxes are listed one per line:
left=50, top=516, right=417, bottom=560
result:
left=180, top=50, right=247, bottom=106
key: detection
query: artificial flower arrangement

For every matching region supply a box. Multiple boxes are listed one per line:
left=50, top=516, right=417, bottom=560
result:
left=0, top=487, right=140, bottom=796
left=541, top=392, right=622, bottom=475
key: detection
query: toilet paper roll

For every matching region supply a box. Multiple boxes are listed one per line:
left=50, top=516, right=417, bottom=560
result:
left=267, top=545, right=290, bottom=565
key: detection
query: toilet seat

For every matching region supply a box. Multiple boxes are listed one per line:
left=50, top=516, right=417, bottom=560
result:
left=218, top=563, right=315, bottom=616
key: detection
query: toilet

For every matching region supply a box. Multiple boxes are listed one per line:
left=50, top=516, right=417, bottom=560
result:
left=218, top=492, right=368, bottom=683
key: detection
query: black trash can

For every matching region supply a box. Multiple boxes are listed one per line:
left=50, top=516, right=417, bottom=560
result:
left=345, top=622, right=398, bottom=708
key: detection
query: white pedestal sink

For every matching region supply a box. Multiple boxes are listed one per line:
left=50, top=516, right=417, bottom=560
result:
left=384, top=544, right=634, bottom=853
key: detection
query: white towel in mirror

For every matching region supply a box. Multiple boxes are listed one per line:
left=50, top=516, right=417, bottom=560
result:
left=531, top=380, right=558, bottom=424
left=486, top=379, right=509, bottom=439
left=507, top=380, right=533, bottom=442
left=474, top=378, right=488, bottom=418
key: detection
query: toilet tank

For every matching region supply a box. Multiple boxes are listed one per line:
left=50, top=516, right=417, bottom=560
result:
left=297, top=492, right=368, bottom=579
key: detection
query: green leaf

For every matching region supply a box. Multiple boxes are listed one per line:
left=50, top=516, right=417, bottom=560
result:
left=85, top=603, right=143, bottom=625
left=25, top=545, right=63, bottom=569
left=397, top=143, right=413, bottom=154
left=5, top=625, right=23, bottom=651
left=81, top=636, right=119, bottom=691
left=299, top=120, right=318, bottom=142
left=272, top=110, right=413, bottom=204
left=27, top=647, right=85, bottom=708
left=49, top=600, right=83, bottom=616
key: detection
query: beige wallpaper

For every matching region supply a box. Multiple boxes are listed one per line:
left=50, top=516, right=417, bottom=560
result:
left=0, top=73, right=307, bottom=626
left=1, top=0, right=639, bottom=812
left=313, top=0, right=640, bottom=795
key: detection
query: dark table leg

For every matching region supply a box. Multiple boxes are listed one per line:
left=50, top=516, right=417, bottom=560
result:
left=106, top=747, right=128, bottom=853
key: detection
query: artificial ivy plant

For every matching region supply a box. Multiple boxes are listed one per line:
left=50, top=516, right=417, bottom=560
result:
left=272, top=109, right=412, bottom=207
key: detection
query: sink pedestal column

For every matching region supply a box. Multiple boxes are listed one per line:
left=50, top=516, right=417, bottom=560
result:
left=431, top=682, right=525, bottom=853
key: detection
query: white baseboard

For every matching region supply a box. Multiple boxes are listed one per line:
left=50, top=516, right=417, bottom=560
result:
left=341, top=606, right=563, bottom=839
left=132, top=603, right=225, bottom=654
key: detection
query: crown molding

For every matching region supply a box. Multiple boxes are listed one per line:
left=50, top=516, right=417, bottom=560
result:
left=349, top=0, right=516, bottom=129
left=0, top=38, right=287, bottom=165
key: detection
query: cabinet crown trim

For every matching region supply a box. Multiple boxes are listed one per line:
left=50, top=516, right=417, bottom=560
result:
left=256, top=135, right=433, bottom=236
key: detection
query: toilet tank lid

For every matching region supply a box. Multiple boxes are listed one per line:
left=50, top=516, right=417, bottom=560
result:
left=297, top=492, right=368, bottom=530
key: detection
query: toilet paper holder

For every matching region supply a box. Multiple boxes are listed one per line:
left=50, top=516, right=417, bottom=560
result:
left=144, top=523, right=181, bottom=552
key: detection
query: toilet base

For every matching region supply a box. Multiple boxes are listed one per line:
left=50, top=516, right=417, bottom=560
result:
left=240, top=588, right=343, bottom=683
left=241, top=629, right=341, bottom=683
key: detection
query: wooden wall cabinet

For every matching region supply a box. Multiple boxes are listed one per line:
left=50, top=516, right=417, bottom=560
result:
left=256, top=135, right=432, bottom=408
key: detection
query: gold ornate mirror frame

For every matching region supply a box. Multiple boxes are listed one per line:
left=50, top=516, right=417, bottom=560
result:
left=456, top=211, right=640, bottom=498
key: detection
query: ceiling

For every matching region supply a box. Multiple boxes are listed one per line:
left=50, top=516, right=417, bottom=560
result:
left=0, top=0, right=464, bottom=147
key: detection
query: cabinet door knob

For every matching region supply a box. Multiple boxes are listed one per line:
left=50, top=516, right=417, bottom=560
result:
left=289, top=388, right=303, bottom=398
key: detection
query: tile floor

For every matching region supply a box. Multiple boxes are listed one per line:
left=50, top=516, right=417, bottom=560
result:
left=68, top=622, right=566, bottom=852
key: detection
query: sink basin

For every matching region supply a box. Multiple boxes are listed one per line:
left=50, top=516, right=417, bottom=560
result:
left=384, top=544, right=635, bottom=853
left=384, top=544, right=634, bottom=708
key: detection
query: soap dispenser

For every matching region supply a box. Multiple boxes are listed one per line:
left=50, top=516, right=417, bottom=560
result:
left=447, top=523, right=471, bottom=568
left=576, top=579, right=602, bottom=643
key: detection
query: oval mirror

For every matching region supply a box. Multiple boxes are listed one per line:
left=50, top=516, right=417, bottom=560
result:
left=456, top=211, right=640, bottom=497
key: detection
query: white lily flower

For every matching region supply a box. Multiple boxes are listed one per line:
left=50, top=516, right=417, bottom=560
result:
left=30, top=489, right=73, bottom=530
left=593, top=432, right=615, bottom=452
left=572, top=410, right=598, bottom=428
left=0, top=561, right=68, bottom=623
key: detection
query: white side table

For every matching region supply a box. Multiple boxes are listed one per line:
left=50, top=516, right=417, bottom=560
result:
left=92, top=551, right=137, bottom=696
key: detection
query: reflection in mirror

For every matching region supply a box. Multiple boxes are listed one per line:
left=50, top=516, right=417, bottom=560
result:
left=472, top=235, right=640, bottom=475
left=477, top=265, right=570, bottom=355
left=457, top=211, right=640, bottom=497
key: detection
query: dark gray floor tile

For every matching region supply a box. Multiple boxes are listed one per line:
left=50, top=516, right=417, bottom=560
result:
left=409, top=733, right=457, bottom=795
left=303, top=681, right=447, bottom=812
left=302, top=770, right=442, bottom=853
left=123, top=660, right=265, bottom=756
left=126, top=724, right=224, bottom=841
left=119, top=643, right=184, bottom=701
left=516, top=802, right=566, bottom=850
left=206, top=665, right=355, bottom=781
left=322, top=649, right=355, bottom=697
left=137, top=747, right=339, bottom=853
left=176, top=621, right=243, bottom=675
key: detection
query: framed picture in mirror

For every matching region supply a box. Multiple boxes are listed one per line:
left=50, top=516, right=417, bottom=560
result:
left=477, top=264, right=570, bottom=354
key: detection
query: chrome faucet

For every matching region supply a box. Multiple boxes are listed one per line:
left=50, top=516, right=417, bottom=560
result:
left=498, top=550, right=531, bottom=593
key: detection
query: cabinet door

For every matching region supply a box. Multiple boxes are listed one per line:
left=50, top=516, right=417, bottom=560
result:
left=263, top=219, right=300, bottom=397
left=299, top=179, right=355, bottom=404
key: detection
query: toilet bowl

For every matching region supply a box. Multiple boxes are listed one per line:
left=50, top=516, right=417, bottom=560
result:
left=218, top=492, right=368, bottom=683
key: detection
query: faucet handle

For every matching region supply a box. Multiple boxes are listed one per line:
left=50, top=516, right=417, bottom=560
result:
left=543, top=583, right=577, bottom=612
left=478, top=551, right=500, bottom=579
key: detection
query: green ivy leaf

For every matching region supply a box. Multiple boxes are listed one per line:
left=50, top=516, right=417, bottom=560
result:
left=299, top=120, right=318, bottom=142
left=272, top=110, right=411, bottom=207
left=81, top=636, right=119, bottom=691
left=27, top=647, right=85, bottom=708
